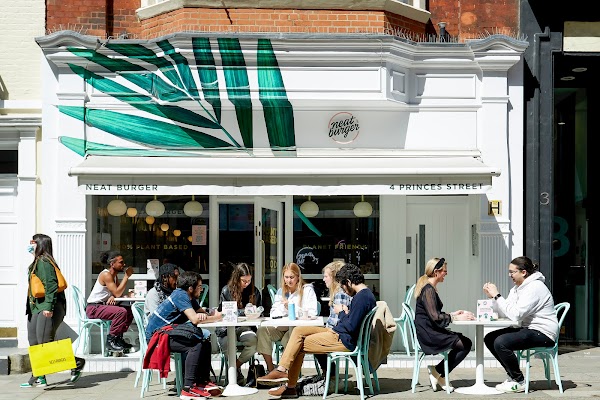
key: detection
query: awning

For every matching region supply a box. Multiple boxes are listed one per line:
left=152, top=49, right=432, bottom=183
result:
left=70, top=155, right=500, bottom=195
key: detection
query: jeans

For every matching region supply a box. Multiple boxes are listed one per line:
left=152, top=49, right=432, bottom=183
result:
left=484, top=327, right=555, bottom=383
left=169, top=337, right=212, bottom=387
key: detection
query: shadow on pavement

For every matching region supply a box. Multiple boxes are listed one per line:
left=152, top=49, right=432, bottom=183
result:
left=43, top=372, right=133, bottom=391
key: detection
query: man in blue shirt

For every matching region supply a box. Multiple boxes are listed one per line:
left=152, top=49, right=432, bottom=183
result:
left=257, top=264, right=376, bottom=399
left=146, top=272, right=222, bottom=399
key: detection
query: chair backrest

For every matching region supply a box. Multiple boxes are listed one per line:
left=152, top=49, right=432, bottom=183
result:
left=199, top=283, right=209, bottom=307
left=356, top=306, right=379, bottom=357
left=554, top=302, right=570, bottom=343
left=317, top=301, right=321, bottom=316
left=131, top=301, right=148, bottom=351
left=402, top=302, right=420, bottom=353
left=71, top=285, right=87, bottom=321
left=267, top=284, right=277, bottom=304
left=133, top=301, right=148, bottom=327
left=405, top=283, right=416, bottom=303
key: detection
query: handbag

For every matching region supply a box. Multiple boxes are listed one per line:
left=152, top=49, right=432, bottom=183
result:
left=29, top=338, right=77, bottom=377
left=30, top=257, right=68, bottom=299
left=298, top=374, right=328, bottom=396
left=246, top=359, right=266, bottom=388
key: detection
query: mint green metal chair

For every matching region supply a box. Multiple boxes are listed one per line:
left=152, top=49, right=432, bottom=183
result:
left=517, top=302, right=570, bottom=393
left=267, top=284, right=277, bottom=304
left=403, top=302, right=452, bottom=394
left=72, top=285, right=111, bottom=356
left=199, top=283, right=209, bottom=307
left=323, top=306, right=379, bottom=400
left=394, top=283, right=416, bottom=356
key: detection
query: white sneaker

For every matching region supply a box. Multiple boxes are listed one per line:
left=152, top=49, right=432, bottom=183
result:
left=495, top=378, right=512, bottom=390
left=496, top=379, right=525, bottom=393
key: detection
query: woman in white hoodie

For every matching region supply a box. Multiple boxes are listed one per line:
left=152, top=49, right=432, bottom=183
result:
left=256, top=262, right=318, bottom=373
left=483, top=256, right=559, bottom=393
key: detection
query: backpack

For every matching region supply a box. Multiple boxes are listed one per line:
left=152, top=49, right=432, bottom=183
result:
left=298, top=375, right=328, bottom=396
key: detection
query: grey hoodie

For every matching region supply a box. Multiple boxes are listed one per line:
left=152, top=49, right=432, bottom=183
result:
left=496, top=271, right=559, bottom=342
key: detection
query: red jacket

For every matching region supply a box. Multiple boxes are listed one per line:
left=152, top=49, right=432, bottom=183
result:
left=143, top=325, right=173, bottom=378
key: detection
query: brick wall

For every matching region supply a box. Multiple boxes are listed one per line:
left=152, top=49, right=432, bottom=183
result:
left=44, top=0, right=519, bottom=41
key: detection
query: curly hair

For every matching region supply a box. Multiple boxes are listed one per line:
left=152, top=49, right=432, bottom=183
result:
left=227, top=263, right=255, bottom=308
left=335, top=263, right=364, bottom=286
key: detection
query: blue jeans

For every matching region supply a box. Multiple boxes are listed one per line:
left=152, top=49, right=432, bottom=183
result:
left=484, top=327, right=554, bottom=383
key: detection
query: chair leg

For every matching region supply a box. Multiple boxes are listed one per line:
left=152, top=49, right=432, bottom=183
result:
left=551, top=355, right=564, bottom=393
left=344, top=358, right=349, bottom=393
left=141, top=369, right=151, bottom=398
left=361, top=357, right=374, bottom=396
left=444, top=355, right=451, bottom=394
left=525, top=354, right=531, bottom=394
left=353, top=358, right=365, bottom=400
left=323, top=357, right=332, bottom=400
left=411, top=353, right=420, bottom=393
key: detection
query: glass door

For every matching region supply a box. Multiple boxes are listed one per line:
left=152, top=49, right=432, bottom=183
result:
left=254, top=198, right=284, bottom=312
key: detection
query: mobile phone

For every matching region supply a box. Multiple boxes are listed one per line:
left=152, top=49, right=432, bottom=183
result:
left=272, top=315, right=283, bottom=319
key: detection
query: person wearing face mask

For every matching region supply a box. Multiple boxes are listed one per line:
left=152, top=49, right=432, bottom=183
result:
left=216, top=263, right=262, bottom=386
left=256, top=262, right=318, bottom=374
left=145, top=263, right=180, bottom=316
left=86, top=251, right=135, bottom=353
left=21, top=234, right=86, bottom=388
left=482, top=256, right=558, bottom=393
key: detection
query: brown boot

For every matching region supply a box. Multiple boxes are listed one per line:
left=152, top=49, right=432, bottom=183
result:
left=268, top=385, right=298, bottom=399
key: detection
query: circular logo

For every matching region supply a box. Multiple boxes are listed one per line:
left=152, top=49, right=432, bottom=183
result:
left=328, top=112, right=360, bottom=144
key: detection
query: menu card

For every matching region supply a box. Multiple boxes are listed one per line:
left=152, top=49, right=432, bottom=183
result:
left=134, top=280, right=147, bottom=298
left=222, top=301, right=238, bottom=323
left=477, top=299, right=494, bottom=321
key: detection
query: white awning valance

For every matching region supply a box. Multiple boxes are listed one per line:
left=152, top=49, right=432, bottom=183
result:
left=70, top=155, right=500, bottom=195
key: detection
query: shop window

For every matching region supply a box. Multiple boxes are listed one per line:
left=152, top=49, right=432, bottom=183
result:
left=92, top=195, right=210, bottom=281
left=0, top=150, right=18, bottom=173
left=293, top=195, right=380, bottom=299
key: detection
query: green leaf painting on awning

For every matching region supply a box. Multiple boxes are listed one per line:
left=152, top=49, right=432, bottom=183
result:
left=62, top=38, right=295, bottom=156
left=59, top=136, right=201, bottom=157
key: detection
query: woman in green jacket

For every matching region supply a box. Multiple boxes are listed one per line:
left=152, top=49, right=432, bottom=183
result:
left=21, top=234, right=85, bottom=388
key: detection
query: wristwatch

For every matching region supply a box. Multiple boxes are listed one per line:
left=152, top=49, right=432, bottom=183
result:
left=494, top=293, right=502, bottom=300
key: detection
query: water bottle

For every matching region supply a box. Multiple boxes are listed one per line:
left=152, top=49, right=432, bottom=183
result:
left=288, top=301, right=296, bottom=320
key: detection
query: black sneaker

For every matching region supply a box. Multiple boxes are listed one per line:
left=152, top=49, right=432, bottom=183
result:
left=107, top=334, right=124, bottom=352
left=70, top=357, right=86, bottom=383
left=116, top=335, right=133, bottom=351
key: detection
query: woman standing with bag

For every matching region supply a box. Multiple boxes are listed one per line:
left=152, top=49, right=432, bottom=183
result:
left=21, top=234, right=85, bottom=388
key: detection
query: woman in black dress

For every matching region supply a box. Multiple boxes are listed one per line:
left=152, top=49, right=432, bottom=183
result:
left=414, top=257, right=474, bottom=392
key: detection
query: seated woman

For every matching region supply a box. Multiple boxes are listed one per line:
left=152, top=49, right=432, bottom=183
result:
left=313, top=260, right=352, bottom=375
left=256, top=262, right=318, bottom=373
left=217, top=263, right=262, bottom=386
left=483, top=256, right=558, bottom=393
left=414, top=257, right=474, bottom=393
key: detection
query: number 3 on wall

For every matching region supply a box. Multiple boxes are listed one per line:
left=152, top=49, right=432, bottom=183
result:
left=553, top=216, right=570, bottom=257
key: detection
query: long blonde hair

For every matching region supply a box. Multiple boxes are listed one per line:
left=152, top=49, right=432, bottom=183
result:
left=414, top=257, right=446, bottom=298
left=323, top=261, right=346, bottom=306
left=281, top=262, right=307, bottom=302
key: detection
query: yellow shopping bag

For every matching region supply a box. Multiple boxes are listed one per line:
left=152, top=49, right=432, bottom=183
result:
left=29, top=338, right=77, bottom=377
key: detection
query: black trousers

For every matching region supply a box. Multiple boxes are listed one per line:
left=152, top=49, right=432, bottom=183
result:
left=484, top=327, right=554, bottom=383
left=169, top=337, right=212, bottom=388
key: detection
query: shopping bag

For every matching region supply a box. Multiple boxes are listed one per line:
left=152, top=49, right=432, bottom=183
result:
left=29, top=338, right=77, bottom=376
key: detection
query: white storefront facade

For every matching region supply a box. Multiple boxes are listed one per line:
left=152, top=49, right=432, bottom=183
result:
left=23, top=30, right=527, bottom=349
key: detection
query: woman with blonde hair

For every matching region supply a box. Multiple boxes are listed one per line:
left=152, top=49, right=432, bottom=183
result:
left=256, top=262, right=318, bottom=373
left=313, top=260, right=353, bottom=375
left=414, top=257, right=474, bottom=392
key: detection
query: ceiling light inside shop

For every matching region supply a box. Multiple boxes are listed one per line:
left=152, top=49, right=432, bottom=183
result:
left=560, top=76, right=575, bottom=81
left=183, top=195, right=203, bottom=217
left=353, top=195, right=373, bottom=217
left=300, top=196, right=319, bottom=218
left=146, top=195, right=165, bottom=217
left=126, top=207, right=138, bottom=217
left=160, top=223, right=169, bottom=232
left=188, top=236, right=193, bottom=242
left=173, top=229, right=181, bottom=237
left=572, top=67, right=587, bottom=72
left=107, top=197, right=127, bottom=216
left=145, top=216, right=155, bottom=225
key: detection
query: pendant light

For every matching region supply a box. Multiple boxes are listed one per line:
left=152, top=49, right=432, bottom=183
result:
left=107, top=196, right=127, bottom=216
left=145, top=215, right=155, bottom=225
left=300, top=196, right=319, bottom=218
left=173, top=229, right=182, bottom=237
left=126, top=207, right=138, bottom=217
left=353, top=195, right=373, bottom=217
left=146, top=195, right=165, bottom=217
left=183, top=195, right=203, bottom=217
left=160, top=223, right=170, bottom=232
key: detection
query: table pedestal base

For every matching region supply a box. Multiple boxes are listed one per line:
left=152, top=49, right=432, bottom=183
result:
left=222, top=384, right=258, bottom=397
left=455, top=384, right=502, bottom=395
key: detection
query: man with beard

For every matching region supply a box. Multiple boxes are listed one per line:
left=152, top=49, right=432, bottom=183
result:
left=257, top=264, right=376, bottom=399
left=145, top=263, right=180, bottom=315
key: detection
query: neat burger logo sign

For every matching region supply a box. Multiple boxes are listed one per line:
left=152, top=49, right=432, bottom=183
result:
left=328, top=112, right=360, bottom=144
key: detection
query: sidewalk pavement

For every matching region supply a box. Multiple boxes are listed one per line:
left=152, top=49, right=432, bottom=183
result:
left=2, top=346, right=600, bottom=400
